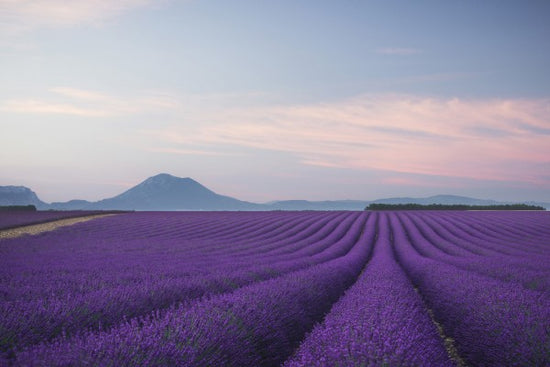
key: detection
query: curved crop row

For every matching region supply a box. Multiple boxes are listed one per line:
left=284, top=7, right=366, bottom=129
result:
left=14, top=213, right=376, bottom=366
left=1, top=212, right=366, bottom=359
left=398, top=212, right=550, bottom=294
left=2, top=210, right=549, bottom=366
left=423, top=211, right=549, bottom=255
left=449, top=211, right=550, bottom=244
left=284, top=213, right=454, bottom=367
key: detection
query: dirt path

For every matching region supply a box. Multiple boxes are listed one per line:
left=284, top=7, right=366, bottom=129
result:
left=0, top=214, right=116, bottom=240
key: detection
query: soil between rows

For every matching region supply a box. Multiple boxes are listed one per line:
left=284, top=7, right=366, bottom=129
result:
left=0, top=214, right=117, bottom=239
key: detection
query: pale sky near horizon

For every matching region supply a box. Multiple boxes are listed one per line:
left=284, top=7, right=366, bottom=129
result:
left=1, top=0, right=549, bottom=203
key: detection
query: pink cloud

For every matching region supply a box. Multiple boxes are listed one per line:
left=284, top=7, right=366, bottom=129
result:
left=147, top=94, right=550, bottom=186
left=147, top=147, right=243, bottom=157
left=1, top=87, right=182, bottom=117
left=0, top=0, right=158, bottom=35
left=0, top=99, right=109, bottom=117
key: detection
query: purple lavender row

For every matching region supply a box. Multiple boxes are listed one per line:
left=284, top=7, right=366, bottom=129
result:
left=1, top=212, right=366, bottom=359
left=76, top=211, right=305, bottom=246
left=404, top=211, right=550, bottom=289
left=448, top=211, right=550, bottom=252
left=0, top=210, right=112, bottom=230
left=175, top=211, right=336, bottom=245
left=401, top=211, right=547, bottom=262
left=283, top=213, right=455, bottom=367
left=188, top=211, right=360, bottom=272
left=236, top=212, right=350, bottom=257
left=140, top=211, right=335, bottom=261
left=153, top=211, right=361, bottom=277
left=390, top=212, right=550, bottom=366
left=1, top=212, right=355, bottom=302
left=400, top=212, right=550, bottom=294
left=424, top=211, right=549, bottom=255
left=2, top=211, right=332, bottom=356
left=512, top=211, right=550, bottom=235
left=1, top=211, right=324, bottom=281
left=176, top=211, right=322, bottom=244
left=408, top=210, right=548, bottom=261
left=449, top=210, right=550, bottom=244
left=403, top=212, right=483, bottom=256
left=114, top=211, right=358, bottom=277
left=400, top=211, right=550, bottom=292
left=192, top=212, right=347, bottom=258
left=418, top=211, right=520, bottom=256
left=3, top=213, right=344, bottom=320
left=76, top=211, right=338, bottom=260
left=210, top=212, right=357, bottom=270
left=14, top=212, right=375, bottom=366
left=66, top=211, right=298, bottom=245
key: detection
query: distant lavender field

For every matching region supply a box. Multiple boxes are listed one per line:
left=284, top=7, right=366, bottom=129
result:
left=0, top=210, right=110, bottom=230
left=1, top=210, right=549, bottom=366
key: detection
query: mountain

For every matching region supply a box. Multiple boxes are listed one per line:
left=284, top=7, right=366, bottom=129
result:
left=267, top=195, right=549, bottom=210
left=0, top=174, right=260, bottom=211
left=1, top=175, right=548, bottom=210
left=49, top=199, right=94, bottom=210
left=90, top=174, right=261, bottom=210
left=0, top=186, right=48, bottom=209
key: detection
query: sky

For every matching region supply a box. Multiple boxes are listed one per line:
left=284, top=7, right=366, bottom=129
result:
left=1, top=0, right=550, bottom=203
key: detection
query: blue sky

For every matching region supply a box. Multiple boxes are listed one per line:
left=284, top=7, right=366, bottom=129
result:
left=1, top=0, right=549, bottom=203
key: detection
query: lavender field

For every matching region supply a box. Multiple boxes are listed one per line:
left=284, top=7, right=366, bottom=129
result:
left=1, top=210, right=549, bottom=366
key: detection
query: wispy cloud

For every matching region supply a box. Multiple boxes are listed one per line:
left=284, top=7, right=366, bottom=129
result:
left=375, top=47, right=422, bottom=55
left=0, top=99, right=109, bottom=117
left=5, top=87, right=548, bottom=187
left=378, top=72, right=477, bottom=87
left=147, top=147, right=243, bottom=157
left=143, top=94, right=550, bottom=186
left=50, top=87, right=113, bottom=102
left=0, top=87, right=180, bottom=117
left=0, top=0, right=159, bottom=35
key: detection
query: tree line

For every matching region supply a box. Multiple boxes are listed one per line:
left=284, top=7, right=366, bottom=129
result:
left=0, top=205, right=37, bottom=211
left=365, top=203, right=545, bottom=211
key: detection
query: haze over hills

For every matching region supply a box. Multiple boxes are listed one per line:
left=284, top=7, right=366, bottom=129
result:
left=48, top=174, right=260, bottom=211
left=0, top=186, right=49, bottom=209
left=370, top=195, right=499, bottom=206
left=92, top=174, right=261, bottom=211
left=0, top=174, right=548, bottom=210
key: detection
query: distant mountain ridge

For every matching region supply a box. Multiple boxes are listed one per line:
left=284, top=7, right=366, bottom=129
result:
left=93, top=174, right=260, bottom=210
left=0, top=186, right=48, bottom=209
left=42, top=174, right=259, bottom=211
left=370, top=194, right=499, bottom=206
left=0, top=174, right=548, bottom=210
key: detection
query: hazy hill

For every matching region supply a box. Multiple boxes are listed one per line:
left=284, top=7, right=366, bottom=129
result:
left=0, top=186, right=48, bottom=209
left=49, top=200, right=95, bottom=210
left=91, top=174, right=261, bottom=211
left=1, top=175, right=548, bottom=210
left=370, top=194, right=500, bottom=206
left=265, top=195, right=517, bottom=210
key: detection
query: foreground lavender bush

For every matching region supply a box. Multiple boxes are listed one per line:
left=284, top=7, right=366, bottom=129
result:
left=284, top=214, right=454, bottom=367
